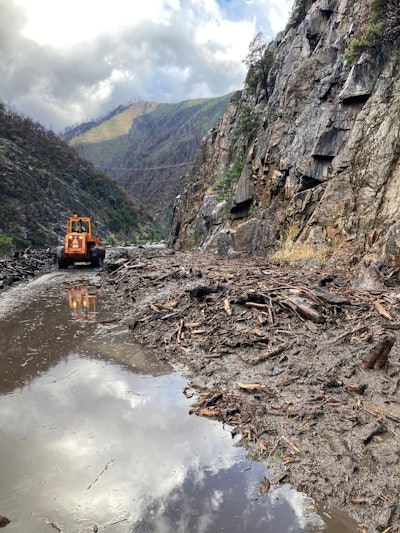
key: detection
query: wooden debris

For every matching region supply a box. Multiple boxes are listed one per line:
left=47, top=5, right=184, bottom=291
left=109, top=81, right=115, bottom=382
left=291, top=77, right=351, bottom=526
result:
left=182, top=386, right=194, bottom=398
left=326, top=325, right=368, bottom=345
left=200, top=407, right=220, bottom=418
left=223, top=299, right=232, bottom=315
left=373, top=299, right=393, bottom=320
left=269, top=473, right=288, bottom=485
left=280, top=435, right=300, bottom=454
left=237, top=382, right=267, bottom=393
left=161, top=311, right=180, bottom=320
left=99, top=247, right=400, bottom=528
left=245, top=301, right=270, bottom=310
left=314, top=288, right=350, bottom=305
left=242, top=343, right=289, bottom=366
left=345, top=383, right=368, bottom=395
left=258, top=476, right=270, bottom=494
left=350, top=498, right=368, bottom=505
left=362, top=402, right=400, bottom=423
left=258, top=440, right=267, bottom=452
left=176, top=319, right=185, bottom=344
left=205, top=393, right=223, bottom=406
left=361, top=333, right=395, bottom=369
left=0, top=516, right=10, bottom=528
left=283, top=295, right=325, bottom=324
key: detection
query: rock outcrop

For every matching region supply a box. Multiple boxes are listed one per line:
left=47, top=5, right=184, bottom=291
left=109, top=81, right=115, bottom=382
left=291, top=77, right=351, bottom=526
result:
left=169, top=0, right=400, bottom=267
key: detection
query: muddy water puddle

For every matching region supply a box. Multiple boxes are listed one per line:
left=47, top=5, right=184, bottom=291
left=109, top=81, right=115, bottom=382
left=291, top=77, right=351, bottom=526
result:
left=0, top=272, right=358, bottom=532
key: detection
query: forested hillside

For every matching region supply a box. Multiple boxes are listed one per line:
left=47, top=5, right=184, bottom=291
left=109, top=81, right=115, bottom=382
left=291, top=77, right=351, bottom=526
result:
left=0, top=103, right=161, bottom=254
left=65, top=96, right=232, bottom=229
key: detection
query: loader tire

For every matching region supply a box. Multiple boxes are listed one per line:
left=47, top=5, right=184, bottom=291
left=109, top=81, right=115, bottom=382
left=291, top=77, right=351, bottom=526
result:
left=57, top=247, right=68, bottom=269
left=90, top=246, right=104, bottom=268
left=90, top=257, right=100, bottom=268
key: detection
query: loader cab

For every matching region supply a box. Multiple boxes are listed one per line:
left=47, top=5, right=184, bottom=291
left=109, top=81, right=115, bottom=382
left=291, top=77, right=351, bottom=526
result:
left=69, top=214, right=91, bottom=235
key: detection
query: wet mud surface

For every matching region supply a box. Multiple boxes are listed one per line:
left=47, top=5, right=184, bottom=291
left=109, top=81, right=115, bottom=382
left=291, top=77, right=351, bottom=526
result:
left=101, top=247, right=400, bottom=533
left=0, top=254, right=360, bottom=532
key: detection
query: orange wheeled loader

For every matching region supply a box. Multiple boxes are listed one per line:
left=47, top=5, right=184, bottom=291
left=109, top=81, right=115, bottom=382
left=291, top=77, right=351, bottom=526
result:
left=57, top=214, right=106, bottom=268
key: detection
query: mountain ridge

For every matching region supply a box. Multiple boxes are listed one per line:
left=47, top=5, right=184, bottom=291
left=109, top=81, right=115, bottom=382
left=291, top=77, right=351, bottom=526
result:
left=64, top=96, right=233, bottom=229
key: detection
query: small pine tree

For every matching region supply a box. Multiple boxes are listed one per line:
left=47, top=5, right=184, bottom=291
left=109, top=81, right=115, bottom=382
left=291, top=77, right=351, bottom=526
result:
left=244, top=33, right=274, bottom=94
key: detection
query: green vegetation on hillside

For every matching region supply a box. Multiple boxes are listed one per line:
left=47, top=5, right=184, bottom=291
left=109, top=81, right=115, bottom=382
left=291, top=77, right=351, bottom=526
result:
left=215, top=150, right=246, bottom=203
left=0, top=103, right=161, bottom=254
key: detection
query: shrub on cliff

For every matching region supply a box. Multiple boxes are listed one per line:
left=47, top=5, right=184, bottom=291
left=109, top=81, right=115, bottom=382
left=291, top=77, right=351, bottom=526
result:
left=286, top=0, right=317, bottom=30
left=345, top=0, right=400, bottom=63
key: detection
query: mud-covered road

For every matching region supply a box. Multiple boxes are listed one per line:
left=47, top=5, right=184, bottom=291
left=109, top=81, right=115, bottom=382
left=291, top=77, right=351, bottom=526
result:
left=1, top=246, right=400, bottom=532
left=98, top=246, right=400, bottom=533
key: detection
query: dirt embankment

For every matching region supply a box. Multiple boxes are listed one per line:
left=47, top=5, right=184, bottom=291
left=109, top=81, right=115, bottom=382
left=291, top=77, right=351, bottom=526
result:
left=101, top=247, right=400, bottom=533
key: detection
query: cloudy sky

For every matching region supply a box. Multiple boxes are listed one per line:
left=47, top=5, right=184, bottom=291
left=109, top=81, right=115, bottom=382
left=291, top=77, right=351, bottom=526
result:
left=1, top=0, right=292, bottom=132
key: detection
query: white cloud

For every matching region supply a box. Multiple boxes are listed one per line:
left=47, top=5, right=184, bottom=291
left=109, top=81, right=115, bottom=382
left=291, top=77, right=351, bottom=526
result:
left=1, top=0, right=293, bottom=131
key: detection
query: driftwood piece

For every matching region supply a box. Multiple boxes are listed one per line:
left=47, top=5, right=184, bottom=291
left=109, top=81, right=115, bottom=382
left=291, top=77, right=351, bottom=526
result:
left=241, top=343, right=289, bottom=366
left=223, top=299, right=232, bottom=315
left=283, top=295, right=325, bottom=324
left=237, top=382, right=268, bottom=393
left=280, top=435, right=300, bottom=453
left=362, top=402, right=400, bottom=423
left=373, top=300, right=393, bottom=320
left=361, top=334, right=395, bottom=369
left=314, top=288, right=350, bottom=305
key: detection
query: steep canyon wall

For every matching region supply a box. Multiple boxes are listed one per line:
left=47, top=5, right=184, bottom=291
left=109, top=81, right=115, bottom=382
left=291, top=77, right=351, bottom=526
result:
left=169, top=0, right=400, bottom=267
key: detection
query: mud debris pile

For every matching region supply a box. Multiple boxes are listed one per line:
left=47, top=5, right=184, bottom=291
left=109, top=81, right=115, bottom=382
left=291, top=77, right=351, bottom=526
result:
left=102, top=247, right=400, bottom=532
left=0, top=249, right=55, bottom=292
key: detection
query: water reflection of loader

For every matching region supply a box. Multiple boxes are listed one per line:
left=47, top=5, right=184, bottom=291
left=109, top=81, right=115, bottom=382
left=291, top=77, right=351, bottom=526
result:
left=68, top=287, right=97, bottom=320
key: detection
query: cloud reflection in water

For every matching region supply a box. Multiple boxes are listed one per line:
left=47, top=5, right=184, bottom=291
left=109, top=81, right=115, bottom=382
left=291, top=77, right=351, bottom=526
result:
left=0, top=354, right=327, bottom=532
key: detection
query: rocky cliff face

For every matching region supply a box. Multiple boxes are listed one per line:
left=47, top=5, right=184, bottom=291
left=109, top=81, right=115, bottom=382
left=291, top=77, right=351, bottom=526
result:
left=169, top=0, right=400, bottom=268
